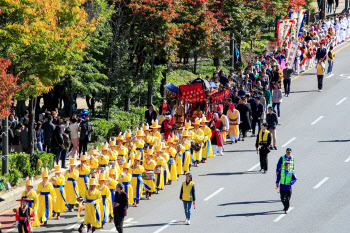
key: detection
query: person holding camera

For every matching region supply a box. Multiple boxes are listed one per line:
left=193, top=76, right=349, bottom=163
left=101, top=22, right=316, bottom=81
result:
left=255, top=123, right=272, bottom=173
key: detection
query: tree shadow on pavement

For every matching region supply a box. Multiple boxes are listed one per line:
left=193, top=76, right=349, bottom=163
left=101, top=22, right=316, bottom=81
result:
left=217, top=210, right=282, bottom=218
left=318, top=140, right=350, bottom=142
left=218, top=200, right=280, bottom=206
left=199, top=171, right=259, bottom=176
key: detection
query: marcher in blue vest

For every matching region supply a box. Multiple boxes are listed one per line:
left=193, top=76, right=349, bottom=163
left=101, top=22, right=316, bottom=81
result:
left=276, top=162, right=297, bottom=214
left=276, top=148, right=294, bottom=175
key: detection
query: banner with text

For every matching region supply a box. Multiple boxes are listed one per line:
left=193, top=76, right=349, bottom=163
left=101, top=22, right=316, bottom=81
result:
left=286, top=42, right=298, bottom=65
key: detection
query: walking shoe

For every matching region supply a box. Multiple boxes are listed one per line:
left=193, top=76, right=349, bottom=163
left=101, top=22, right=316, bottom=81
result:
left=274, top=146, right=277, bottom=150
left=43, top=222, right=47, bottom=226
left=57, top=216, right=60, bottom=220
left=219, top=151, right=224, bottom=156
left=235, top=140, right=238, bottom=143
left=185, top=219, right=188, bottom=224
left=187, top=220, right=190, bottom=225
left=269, top=146, right=273, bottom=150
left=242, top=138, right=245, bottom=141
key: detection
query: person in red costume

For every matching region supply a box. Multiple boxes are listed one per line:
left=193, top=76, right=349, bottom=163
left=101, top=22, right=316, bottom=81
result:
left=209, top=112, right=224, bottom=156
left=15, top=197, right=35, bottom=233
left=161, top=113, right=175, bottom=141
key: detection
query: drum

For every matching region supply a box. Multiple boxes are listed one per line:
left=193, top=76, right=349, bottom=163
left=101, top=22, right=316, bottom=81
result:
left=142, top=171, right=155, bottom=180
left=154, top=166, right=161, bottom=174
left=191, top=142, right=201, bottom=151
left=117, top=156, right=124, bottom=165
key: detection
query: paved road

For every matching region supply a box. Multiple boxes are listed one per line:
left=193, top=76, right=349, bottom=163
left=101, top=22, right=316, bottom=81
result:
left=5, top=41, right=350, bottom=233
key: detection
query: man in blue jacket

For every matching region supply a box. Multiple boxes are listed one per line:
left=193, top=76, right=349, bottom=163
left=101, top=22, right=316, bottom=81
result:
left=276, top=148, right=294, bottom=175
left=276, top=162, right=297, bottom=214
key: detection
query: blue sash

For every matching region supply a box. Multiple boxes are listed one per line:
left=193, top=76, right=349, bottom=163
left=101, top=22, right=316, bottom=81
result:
left=190, top=149, right=195, bottom=163
left=110, top=189, right=115, bottom=203
left=163, top=166, right=167, bottom=186
left=40, top=192, right=50, bottom=220
left=122, top=182, right=130, bottom=196
left=28, top=200, right=34, bottom=209
left=79, top=174, right=89, bottom=190
left=86, top=199, right=100, bottom=222
left=101, top=195, right=107, bottom=224
left=54, top=185, right=69, bottom=209
left=206, top=139, right=210, bottom=158
left=132, top=174, right=151, bottom=200
left=181, top=152, right=185, bottom=164
left=136, top=148, right=144, bottom=165
left=67, top=178, right=79, bottom=198
left=100, top=164, right=107, bottom=167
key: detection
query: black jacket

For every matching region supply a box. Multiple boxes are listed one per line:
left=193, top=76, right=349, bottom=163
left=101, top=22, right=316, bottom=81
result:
left=316, top=48, right=327, bottom=61
left=255, top=130, right=272, bottom=148
left=145, top=110, right=157, bottom=126
left=113, top=191, right=128, bottom=217
left=266, top=112, right=278, bottom=130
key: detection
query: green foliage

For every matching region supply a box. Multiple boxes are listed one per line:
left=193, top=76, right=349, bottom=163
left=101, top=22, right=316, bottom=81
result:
left=31, top=151, right=55, bottom=176
left=6, top=169, right=22, bottom=187
left=167, top=69, right=197, bottom=86
left=9, top=153, right=31, bottom=177
left=0, top=176, right=9, bottom=191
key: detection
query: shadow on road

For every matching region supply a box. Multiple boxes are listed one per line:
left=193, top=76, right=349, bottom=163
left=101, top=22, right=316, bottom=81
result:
left=318, top=140, right=350, bottom=142
left=125, top=221, right=184, bottom=228
left=290, top=90, right=319, bottom=94
left=218, top=200, right=280, bottom=206
left=217, top=210, right=282, bottom=218
left=199, top=171, right=259, bottom=176
left=223, top=149, right=256, bottom=153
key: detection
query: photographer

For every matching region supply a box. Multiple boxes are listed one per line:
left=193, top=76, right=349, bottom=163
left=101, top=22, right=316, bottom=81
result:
left=255, top=123, right=272, bottom=173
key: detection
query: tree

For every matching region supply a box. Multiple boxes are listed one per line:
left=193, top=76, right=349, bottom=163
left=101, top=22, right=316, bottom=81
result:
left=0, top=0, right=100, bottom=155
left=0, top=58, right=26, bottom=119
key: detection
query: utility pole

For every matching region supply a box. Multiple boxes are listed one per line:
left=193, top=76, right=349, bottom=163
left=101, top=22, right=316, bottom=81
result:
left=346, top=0, right=349, bottom=13
left=320, top=0, right=326, bottom=20
left=229, top=32, right=234, bottom=68
left=1, top=116, right=11, bottom=190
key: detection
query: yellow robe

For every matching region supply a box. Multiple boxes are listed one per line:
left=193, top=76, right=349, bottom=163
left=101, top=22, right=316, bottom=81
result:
left=228, top=109, right=239, bottom=137
left=52, top=175, right=67, bottom=213
left=168, top=147, right=178, bottom=181
left=84, top=189, right=102, bottom=228
left=176, top=147, right=183, bottom=176
left=131, top=165, right=145, bottom=200
left=98, top=155, right=110, bottom=178
left=120, top=173, right=133, bottom=205
left=135, top=139, right=145, bottom=165
left=22, top=189, right=40, bottom=227
left=149, top=131, right=161, bottom=146
left=37, top=182, right=56, bottom=222
left=180, top=141, right=191, bottom=172
left=64, top=169, right=79, bottom=205
left=162, top=151, right=170, bottom=185
left=202, top=125, right=214, bottom=159
left=191, top=128, right=205, bottom=161
left=143, top=160, right=156, bottom=192
left=77, top=165, right=90, bottom=198
left=221, top=114, right=228, bottom=142
left=117, top=145, right=128, bottom=170
left=99, top=184, right=111, bottom=225
left=107, top=178, right=118, bottom=217
left=126, top=142, right=136, bottom=166
left=108, top=149, right=118, bottom=162
left=88, top=157, right=99, bottom=178
left=158, top=115, right=166, bottom=125
left=154, top=156, right=166, bottom=189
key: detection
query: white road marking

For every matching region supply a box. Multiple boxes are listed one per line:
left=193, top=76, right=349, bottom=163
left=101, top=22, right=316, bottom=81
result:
left=247, top=163, right=260, bottom=171
left=311, top=116, right=324, bottom=125
left=325, top=74, right=334, bottom=79
left=273, top=207, right=294, bottom=222
left=125, top=218, right=134, bottom=223
left=153, top=220, right=177, bottom=233
left=66, top=220, right=83, bottom=230
left=6, top=228, right=17, bottom=232
left=313, top=177, right=329, bottom=189
left=281, top=137, right=296, bottom=148
left=336, top=97, right=347, bottom=105
left=203, top=188, right=225, bottom=201
left=345, top=156, right=350, bottom=163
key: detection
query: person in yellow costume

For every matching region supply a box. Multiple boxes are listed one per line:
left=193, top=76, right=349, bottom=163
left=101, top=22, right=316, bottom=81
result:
left=191, top=118, right=205, bottom=167
left=166, top=137, right=178, bottom=184
left=218, top=105, right=229, bottom=143
left=77, top=154, right=90, bottom=198
left=84, top=178, right=102, bottom=233
left=119, top=163, right=134, bottom=205
left=97, top=173, right=111, bottom=228
left=131, top=151, right=149, bottom=207
left=64, top=158, right=79, bottom=212
left=108, top=139, right=118, bottom=165
left=116, top=134, right=128, bottom=170
left=99, top=143, right=110, bottom=178
left=51, top=165, right=68, bottom=219
left=125, top=131, right=136, bottom=165
left=87, top=149, right=99, bottom=178
left=135, top=129, right=145, bottom=165
left=107, top=166, right=118, bottom=222
left=200, top=115, right=214, bottom=162
left=21, top=177, right=40, bottom=227
left=172, top=100, right=185, bottom=129
left=37, top=168, right=56, bottom=226
left=161, top=142, right=170, bottom=187
left=227, top=103, right=240, bottom=143
left=149, top=120, right=162, bottom=146
left=173, top=135, right=183, bottom=177
left=154, top=144, right=166, bottom=194
left=143, top=148, right=156, bottom=199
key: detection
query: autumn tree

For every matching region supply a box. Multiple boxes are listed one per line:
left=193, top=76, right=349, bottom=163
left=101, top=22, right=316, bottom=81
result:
left=0, top=0, right=100, bottom=155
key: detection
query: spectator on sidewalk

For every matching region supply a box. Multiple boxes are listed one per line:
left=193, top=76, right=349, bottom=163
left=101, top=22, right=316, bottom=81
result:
left=272, top=84, right=283, bottom=118
left=69, top=117, right=80, bottom=158
left=51, top=125, right=64, bottom=165
left=145, top=104, right=157, bottom=126
left=42, top=115, right=55, bottom=153
left=79, top=114, right=93, bottom=156
left=20, top=123, right=29, bottom=153
left=35, top=122, right=44, bottom=151
left=266, top=106, right=278, bottom=150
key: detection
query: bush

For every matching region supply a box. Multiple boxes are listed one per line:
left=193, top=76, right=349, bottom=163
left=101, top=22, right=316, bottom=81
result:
left=0, top=176, right=9, bottom=191
left=31, top=151, right=55, bottom=175
left=9, top=153, right=31, bottom=177
left=6, top=169, right=22, bottom=186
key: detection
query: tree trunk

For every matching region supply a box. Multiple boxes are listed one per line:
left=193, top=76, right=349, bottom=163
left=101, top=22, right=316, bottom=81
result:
left=124, top=90, right=131, bottom=112
left=238, top=39, right=243, bottom=63
left=193, top=54, right=198, bottom=74
left=250, top=40, right=253, bottom=50
left=213, top=57, right=222, bottom=67
left=160, top=72, right=167, bottom=98
left=229, top=32, right=234, bottom=67
left=67, top=94, right=74, bottom=117
left=91, top=97, right=95, bottom=117
left=28, top=97, right=37, bottom=156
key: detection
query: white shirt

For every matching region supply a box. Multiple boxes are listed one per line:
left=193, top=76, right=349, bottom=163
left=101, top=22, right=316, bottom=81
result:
left=69, top=123, right=79, bottom=139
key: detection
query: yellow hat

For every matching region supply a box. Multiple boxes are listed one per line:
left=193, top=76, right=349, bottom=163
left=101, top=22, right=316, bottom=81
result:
left=42, top=168, right=48, bottom=178
left=81, top=154, right=87, bottom=161
left=125, top=132, right=132, bottom=138
left=173, top=135, right=180, bottom=142
left=201, top=115, right=209, bottom=123
left=161, top=142, right=169, bottom=150
left=143, top=124, right=150, bottom=131
left=136, top=130, right=145, bottom=137
left=155, top=144, right=162, bottom=152
left=87, top=148, right=99, bottom=156
left=166, top=137, right=175, bottom=144
left=150, top=120, right=161, bottom=129
left=116, top=134, right=126, bottom=142
left=25, top=177, right=34, bottom=187
left=181, top=130, right=191, bottom=137
left=109, top=140, right=116, bottom=147
left=69, top=158, right=76, bottom=166
left=53, top=165, right=61, bottom=173
left=123, top=163, right=130, bottom=169
left=109, top=168, right=116, bottom=175
left=134, top=151, right=142, bottom=160
left=184, top=121, right=194, bottom=129
left=89, top=178, right=98, bottom=186
left=98, top=173, right=106, bottom=181
left=192, top=118, right=201, bottom=126
left=147, top=148, right=153, bottom=155
left=99, top=143, right=109, bottom=151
